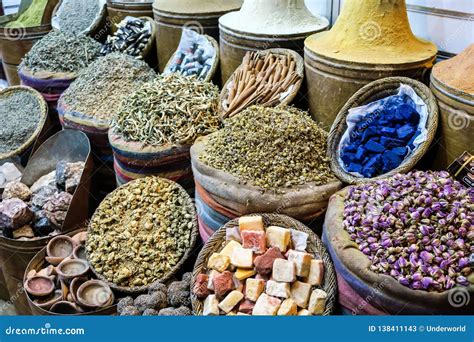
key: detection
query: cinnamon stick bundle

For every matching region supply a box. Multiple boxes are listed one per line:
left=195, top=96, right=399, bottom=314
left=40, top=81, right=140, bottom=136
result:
left=221, top=51, right=302, bottom=119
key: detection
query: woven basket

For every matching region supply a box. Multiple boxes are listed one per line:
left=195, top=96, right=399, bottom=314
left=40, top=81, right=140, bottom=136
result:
left=164, top=34, right=219, bottom=83
left=0, top=86, right=49, bottom=161
left=87, top=177, right=199, bottom=295
left=191, top=213, right=337, bottom=315
left=219, top=48, right=304, bottom=118
left=327, top=77, right=439, bottom=184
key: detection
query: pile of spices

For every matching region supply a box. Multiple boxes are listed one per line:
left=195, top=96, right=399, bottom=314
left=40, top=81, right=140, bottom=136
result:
left=0, top=161, right=84, bottom=239
left=86, top=177, right=196, bottom=287
left=194, top=215, right=328, bottom=316
left=340, top=92, right=422, bottom=177
left=118, top=273, right=192, bottom=316
left=20, top=31, right=101, bottom=74
left=219, top=0, right=328, bottom=35
left=343, top=171, right=473, bottom=291
left=305, top=0, right=436, bottom=64
left=0, top=90, right=42, bottom=155
left=200, top=106, right=335, bottom=189
left=4, top=0, right=48, bottom=28
left=56, top=0, right=101, bottom=35
left=101, top=17, right=151, bottom=59
left=112, top=73, right=220, bottom=146
left=432, top=44, right=474, bottom=94
left=60, top=53, right=156, bottom=122
left=165, top=29, right=216, bottom=80
left=221, top=51, right=302, bottom=118
left=24, top=229, right=115, bottom=314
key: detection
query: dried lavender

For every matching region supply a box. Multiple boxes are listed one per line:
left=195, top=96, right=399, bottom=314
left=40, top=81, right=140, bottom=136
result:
left=0, top=90, right=42, bottom=154
left=343, top=171, right=473, bottom=291
left=200, top=105, right=335, bottom=189
left=57, top=0, right=101, bottom=35
left=61, top=53, right=156, bottom=121
left=112, top=74, right=221, bottom=146
left=20, top=31, right=101, bottom=74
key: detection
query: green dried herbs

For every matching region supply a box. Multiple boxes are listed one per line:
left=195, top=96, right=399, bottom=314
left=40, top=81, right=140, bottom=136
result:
left=86, top=177, right=196, bottom=287
left=200, top=105, right=336, bottom=189
left=0, top=90, right=42, bottom=155
left=112, top=74, right=221, bottom=146
left=20, top=31, right=101, bottom=74
left=61, top=53, right=156, bottom=121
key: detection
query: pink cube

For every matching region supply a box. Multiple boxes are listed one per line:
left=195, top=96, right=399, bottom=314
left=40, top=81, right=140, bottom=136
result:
left=241, top=230, right=266, bottom=254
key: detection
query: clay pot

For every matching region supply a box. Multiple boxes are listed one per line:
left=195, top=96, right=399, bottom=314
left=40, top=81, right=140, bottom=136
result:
left=71, top=231, right=87, bottom=246
left=24, top=276, right=55, bottom=297
left=50, top=300, right=84, bottom=314
left=56, top=259, right=89, bottom=280
left=77, top=280, right=114, bottom=309
left=33, top=290, right=62, bottom=310
left=46, top=236, right=75, bottom=265
left=73, top=245, right=86, bottom=261
left=69, top=277, right=87, bottom=303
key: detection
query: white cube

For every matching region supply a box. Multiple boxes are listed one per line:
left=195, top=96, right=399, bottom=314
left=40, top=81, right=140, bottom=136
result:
left=272, top=259, right=296, bottom=283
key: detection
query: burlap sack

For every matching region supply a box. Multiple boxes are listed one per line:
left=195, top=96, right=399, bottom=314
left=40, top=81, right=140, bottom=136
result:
left=191, top=136, right=342, bottom=222
left=324, top=188, right=473, bottom=314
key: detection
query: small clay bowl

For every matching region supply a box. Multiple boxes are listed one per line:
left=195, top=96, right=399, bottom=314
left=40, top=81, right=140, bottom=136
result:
left=73, top=245, right=87, bottom=261
left=34, top=290, right=62, bottom=310
left=24, top=276, right=55, bottom=297
left=50, top=301, right=84, bottom=314
left=56, top=259, right=89, bottom=280
left=77, top=280, right=114, bottom=309
left=71, top=231, right=87, bottom=246
left=46, top=236, right=75, bottom=265
left=69, top=277, right=87, bottom=303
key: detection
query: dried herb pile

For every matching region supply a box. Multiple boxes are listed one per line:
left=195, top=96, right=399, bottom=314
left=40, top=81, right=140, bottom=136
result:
left=86, top=177, right=195, bottom=287
left=57, top=0, right=101, bottom=35
left=0, top=90, right=42, bottom=155
left=200, top=106, right=335, bottom=189
left=61, top=53, right=156, bottom=121
left=20, top=31, right=101, bottom=74
left=112, top=73, right=221, bottom=146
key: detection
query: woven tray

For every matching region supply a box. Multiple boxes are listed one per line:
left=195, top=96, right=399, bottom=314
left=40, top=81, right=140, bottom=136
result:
left=327, top=76, right=439, bottom=184
left=191, top=213, right=337, bottom=315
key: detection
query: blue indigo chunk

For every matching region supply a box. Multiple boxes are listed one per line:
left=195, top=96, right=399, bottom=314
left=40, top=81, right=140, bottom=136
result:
left=340, top=93, right=422, bottom=178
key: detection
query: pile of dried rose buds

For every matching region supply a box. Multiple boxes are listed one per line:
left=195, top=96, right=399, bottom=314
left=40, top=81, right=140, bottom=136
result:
left=343, top=170, right=473, bottom=291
